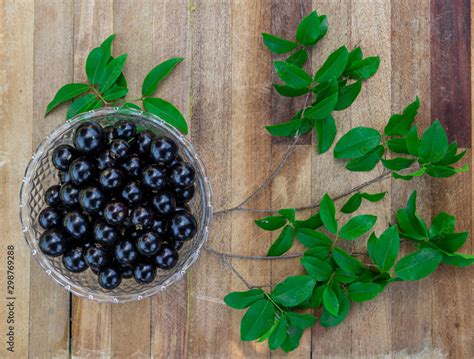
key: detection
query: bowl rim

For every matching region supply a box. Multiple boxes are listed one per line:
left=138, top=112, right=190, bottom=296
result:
left=19, top=107, right=213, bottom=303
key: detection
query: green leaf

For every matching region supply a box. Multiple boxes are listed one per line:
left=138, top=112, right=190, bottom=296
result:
left=395, top=248, right=443, bottom=280
left=268, top=316, right=288, bottom=350
left=296, top=228, right=332, bottom=248
left=381, top=157, right=416, bottom=171
left=441, top=251, right=474, bottom=267
left=334, top=268, right=358, bottom=284
left=392, top=167, right=426, bottom=181
left=296, top=11, right=321, bottom=46
left=66, top=94, right=101, bottom=119
left=301, top=256, right=333, bottom=281
left=315, top=46, right=349, bottom=83
left=347, top=47, right=363, bottom=66
left=334, top=80, right=362, bottom=111
left=339, top=215, right=377, bottom=240
left=345, top=56, right=380, bottom=80
left=271, top=275, right=316, bottom=307
left=85, top=47, right=106, bottom=85
left=396, top=191, right=428, bottom=240
left=323, top=287, right=339, bottom=316
left=143, top=97, right=188, bottom=134
left=418, top=119, right=448, bottom=164
left=342, top=192, right=386, bottom=214
left=305, top=86, right=339, bottom=120
left=387, top=138, right=409, bottom=154
left=425, top=164, right=469, bottom=178
left=265, top=117, right=305, bottom=137
left=286, top=48, right=308, bottom=67
left=334, top=127, right=381, bottom=159
left=280, top=326, right=304, bottom=353
left=294, top=212, right=323, bottom=230
left=261, top=33, right=298, bottom=54
left=345, top=145, right=384, bottom=172
left=273, top=84, right=309, bottom=97
left=45, top=83, right=90, bottom=115
left=429, top=212, right=456, bottom=237
left=122, top=102, right=141, bottom=110
left=255, top=216, right=287, bottom=231
left=103, top=86, right=128, bottom=101
left=278, top=208, right=296, bottom=223
left=406, top=125, right=420, bottom=156
left=332, top=247, right=364, bottom=274
left=320, top=290, right=350, bottom=327
left=370, top=225, right=400, bottom=272
left=304, top=246, right=330, bottom=260
left=315, top=115, right=337, bottom=154
left=430, top=232, right=469, bottom=253
left=437, top=141, right=466, bottom=166
left=310, top=285, right=325, bottom=308
left=99, top=54, right=128, bottom=92
left=274, top=61, right=312, bottom=89
left=267, top=225, right=294, bottom=257
left=384, top=97, right=420, bottom=136
left=240, top=299, right=275, bottom=341
left=224, top=289, right=265, bottom=309
left=320, top=194, right=338, bottom=234
left=286, top=312, right=317, bottom=329
left=142, top=57, right=184, bottom=97
left=315, top=15, right=328, bottom=42
left=348, top=282, right=385, bottom=302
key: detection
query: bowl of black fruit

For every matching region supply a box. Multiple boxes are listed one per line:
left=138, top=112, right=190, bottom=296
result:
left=19, top=107, right=212, bottom=303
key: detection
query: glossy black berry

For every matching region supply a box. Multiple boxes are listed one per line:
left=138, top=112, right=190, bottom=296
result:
left=174, top=241, right=184, bottom=251
left=151, top=191, right=176, bottom=216
left=114, top=239, right=138, bottom=265
left=169, top=162, right=195, bottom=188
left=175, top=203, right=191, bottom=213
left=44, top=185, right=61, bottom=207
left=120, top=155, right=142, bottom=178
left=52, top=144, right=76, bottom=171
left=59, top=170, right=72, bottom=184
left=150, top=216, right=168, bottom=236
left=121, top=266, right=133, bottom=279
left=69, top=158, right=95, bottom=186
left=136, top=231, right=161, bottom=256
left=150, top=136, right=178, bottom=164
left=109, top=139, right=130, bottom=160
left=103, top=201, right=128, bottom=226
left=169, top=211, right=197, bottom=241
left=39, top=229, right=68, bottom=257
left=79, top=186, right=105, bottom=213
left=124, top=228, right=142, bottom=241
left=96, top=150, right=116, bottom=170
left=169, top=154, right=183, bottom=167
left=131, top=206, right=152, bottom=227
left=142, top=164, right=166, bottom=190
left=63, top=210, right=89, bottom=239
left=99, top=168, right=124, bottom=191
left=62, top=247, right=88, bottom=273
left=98, top=266, right=122, bottom=289
left=134, top=130, right=154, bottom=155
left=73, top=121, right=105, bottom=154
left=93, top=220, right=121, bottom=247
left=174, top=185, right=195, bottom=203
left=133, top=263, right=156, bottom=284
left=103, top=125, right=115, bottom=143
left=84, top=246, right=110, bottom=270
left=38, top=207, right=62, bottom=229
left=121, top=181, right=143, bottom=204
left=154, top=244, right=178, bottom=269
left=59, top=183, right=80, bottom=207
left=113, top=120, right=136, bottom=140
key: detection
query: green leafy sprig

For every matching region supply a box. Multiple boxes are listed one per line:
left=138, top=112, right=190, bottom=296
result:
left=45, top=34, right=189, bottom=134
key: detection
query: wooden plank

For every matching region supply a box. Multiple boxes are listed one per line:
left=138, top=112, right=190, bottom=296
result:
left=389, top=0, right=433, bottom=356
left=29, top=1, right=74, bottom=357
left=0, top=1, right=34, bottom=357
left=70, top=0, right=114, bottom=357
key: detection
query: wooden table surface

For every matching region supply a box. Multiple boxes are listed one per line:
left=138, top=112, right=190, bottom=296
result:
left=1, top=0, right=472, bottom=358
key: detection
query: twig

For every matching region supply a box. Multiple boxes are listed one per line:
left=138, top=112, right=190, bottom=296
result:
left=205, top=246, right=302, bottom=260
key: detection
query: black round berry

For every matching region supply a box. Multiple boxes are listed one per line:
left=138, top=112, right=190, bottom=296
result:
left=121, top=266, right=133, bottom=279
left=169, top=154, right=183, bottom=167
left=96, top=150, right=117, bottom=170
left=44, top=185, right=61, bottom=207
left=151, top=191, right=176, bottom=216
left=39, top=229, right=68, bottom=257
left=150, top=136, right=178, bottom=164
left=120, top=155, right=142, bottom=178
left=169, top=211, right=197, bottom=241
left=59, top=183, right=80, bottom=207
left=154, top=244, right=178, bottom=269
left=52, top=144, right=77, bottom=171
left=79, top=186, right=105, bottom=213
left=134, top=130, right=154, bottom=155
left=175, top=203, right=191, bottom=213
left=103, top=201, right=128, bottom=226
left=59, top=170, right=72, bottom=184
left=103, top=125, right=115, bottom=143
left=84, top=246, right=110, bottom=270
left=169, top=162, right=195, bottom=188
left=174, top=185, right=195, bottom=203
left=93, top=220, right=121, bottom=247
left=133, top=262, right=156, bottom=284
left=136, top=231, right=161, bottom=256
left=113, top=120, right=136, bottom=140
left=109, top=139, right=130, bottom=160
left=38, top=207, right=62, bottom=229
left=120, top=181, right=143, bottom=204
left=142, top=164, right=166, bottom=191
left=174, top=241, right=184, bottom=251
left=73, top=122, right=105, bottom=154
left=99, top=168, right=124, bottom=191
left=98, top=266, right=122, bottom=289
left=69, top=158, right=95, bottom=186
left=150, top=216, right=168, bottom=236
left=131, top=206, right=152, bottom=227
left=114, top=239, right=138, bottom=265
left=63, top=210, right=89, bottom=239
left=62, top=247, right=88, bottom=273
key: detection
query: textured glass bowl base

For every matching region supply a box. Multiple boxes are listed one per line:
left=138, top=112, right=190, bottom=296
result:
left=19, top=108, right=212, bottom=303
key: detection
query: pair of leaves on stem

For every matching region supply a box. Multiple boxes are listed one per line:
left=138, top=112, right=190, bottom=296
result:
left=334, top=97, right=468, bottom=178
left=45, top=35, right=189, bottom=134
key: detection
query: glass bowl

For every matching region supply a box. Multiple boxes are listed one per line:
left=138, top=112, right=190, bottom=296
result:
left=19, top=107, right=213, bottom=303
